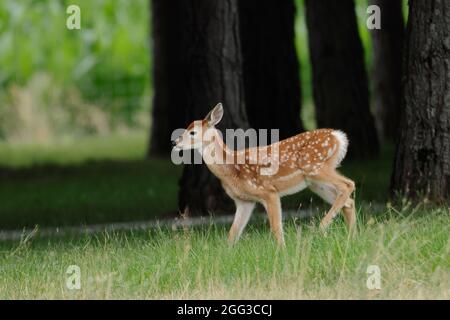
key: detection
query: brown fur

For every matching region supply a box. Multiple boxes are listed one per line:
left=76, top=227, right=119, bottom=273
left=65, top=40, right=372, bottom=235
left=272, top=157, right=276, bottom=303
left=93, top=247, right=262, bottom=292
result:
left=175, top=106, right=356, bottom=246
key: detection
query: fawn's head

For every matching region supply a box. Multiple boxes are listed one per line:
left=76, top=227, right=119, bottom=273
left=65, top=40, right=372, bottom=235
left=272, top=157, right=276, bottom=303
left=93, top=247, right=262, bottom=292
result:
left=173, top=103, right=223, bottom=151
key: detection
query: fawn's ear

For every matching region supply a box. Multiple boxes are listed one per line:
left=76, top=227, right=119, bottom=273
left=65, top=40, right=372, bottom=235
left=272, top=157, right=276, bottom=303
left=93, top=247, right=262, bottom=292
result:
left=205, top=103, right=223, bottom=126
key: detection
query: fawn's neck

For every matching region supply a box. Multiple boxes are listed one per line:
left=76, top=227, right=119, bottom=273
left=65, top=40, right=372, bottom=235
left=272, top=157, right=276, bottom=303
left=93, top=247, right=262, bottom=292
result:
left=202, top=129, right=236, bottom=178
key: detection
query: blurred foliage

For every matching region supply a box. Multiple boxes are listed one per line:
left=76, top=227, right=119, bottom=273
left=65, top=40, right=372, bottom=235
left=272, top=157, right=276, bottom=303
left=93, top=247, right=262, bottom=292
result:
left=0, top=0, right=150, bottom=89
left=0, top=0, right=374, bottom=141
left=0, top=0, right=151, bottom=141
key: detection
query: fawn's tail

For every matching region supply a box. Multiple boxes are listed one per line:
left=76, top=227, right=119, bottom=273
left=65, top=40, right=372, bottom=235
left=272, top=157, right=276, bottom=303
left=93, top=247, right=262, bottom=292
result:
left=330, top=130, right=349, bottom=168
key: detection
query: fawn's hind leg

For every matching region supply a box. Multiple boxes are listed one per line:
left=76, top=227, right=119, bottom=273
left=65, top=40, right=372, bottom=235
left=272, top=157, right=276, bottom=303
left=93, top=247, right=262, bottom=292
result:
left=308, top=170, right=356, bottom=231
left=342, top=198, right=356, bottom=231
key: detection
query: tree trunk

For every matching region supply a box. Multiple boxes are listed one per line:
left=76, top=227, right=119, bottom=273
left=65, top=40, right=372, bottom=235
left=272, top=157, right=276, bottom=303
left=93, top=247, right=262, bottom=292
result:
left=391, top=0, right=450, bottom=202
left=148, top=0, right=185, bottom=156
left=370, top=0, right=405, bottom=142
left=177, top=0, right=249, bottom=215
left=305, top=0, right=379, bottom=158
left=238, top=0, right=303, bottom=140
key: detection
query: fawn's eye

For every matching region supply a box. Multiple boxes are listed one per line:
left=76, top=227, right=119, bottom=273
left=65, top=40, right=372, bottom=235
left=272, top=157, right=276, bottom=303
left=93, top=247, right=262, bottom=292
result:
left=190, top=131, right=196, bottom=136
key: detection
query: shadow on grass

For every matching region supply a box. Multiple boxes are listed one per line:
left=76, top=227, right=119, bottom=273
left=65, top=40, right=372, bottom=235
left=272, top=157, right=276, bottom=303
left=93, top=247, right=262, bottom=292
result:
left=0, top=159, right=181, bottom=229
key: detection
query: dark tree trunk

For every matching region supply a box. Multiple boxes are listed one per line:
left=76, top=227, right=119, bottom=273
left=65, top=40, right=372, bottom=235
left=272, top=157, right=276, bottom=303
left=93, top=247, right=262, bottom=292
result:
left=238, top=0, right=303, bottom=140
left=305, top=0, right=380, bottom=158
left=370, top=0, right=405, bottom=142
left=391, top=0, right=450, bottom=202
left=177, top=0, right=249, bottom=215
left=148, top=0, right=185, bottom=156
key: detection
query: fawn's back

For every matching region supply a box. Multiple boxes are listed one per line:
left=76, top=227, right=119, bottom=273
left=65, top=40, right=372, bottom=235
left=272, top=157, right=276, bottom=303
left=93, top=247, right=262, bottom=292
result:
left=221, top=128, right=348, bottom=201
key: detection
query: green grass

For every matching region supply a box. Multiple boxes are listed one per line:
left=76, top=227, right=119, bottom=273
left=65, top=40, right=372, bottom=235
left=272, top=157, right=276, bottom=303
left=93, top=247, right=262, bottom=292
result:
left=0, top=209, right=448, bottom=299
left=0, top=159, right=181, bottom=229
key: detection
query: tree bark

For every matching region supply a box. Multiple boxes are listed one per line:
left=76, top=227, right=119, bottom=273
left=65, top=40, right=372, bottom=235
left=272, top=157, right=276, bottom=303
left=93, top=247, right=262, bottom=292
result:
left=148, top=0, right=185, bottom=156
left=391, top=0, right=450, bottom=202
left=370, top=0, right=405, bottom=142
left=238, top=0, right=303, bottom=140
left=177, top=0, right=249, bottom=215
left=305, top=0, right=380, bottom=158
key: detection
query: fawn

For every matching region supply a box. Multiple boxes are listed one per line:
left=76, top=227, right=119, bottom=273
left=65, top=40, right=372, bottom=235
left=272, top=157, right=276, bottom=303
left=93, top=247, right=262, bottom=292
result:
left=173, top=103, right=356, bottom=246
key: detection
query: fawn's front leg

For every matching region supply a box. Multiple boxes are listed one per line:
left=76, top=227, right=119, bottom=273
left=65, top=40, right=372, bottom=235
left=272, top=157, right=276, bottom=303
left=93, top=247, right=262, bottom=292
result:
left=262, top=193, right=285, bottom=246
left=228, top=199, right=255, bottom=244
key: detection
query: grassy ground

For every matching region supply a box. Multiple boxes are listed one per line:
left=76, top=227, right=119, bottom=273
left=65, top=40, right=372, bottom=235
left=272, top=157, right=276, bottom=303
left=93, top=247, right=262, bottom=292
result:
left=0, top=209, right=448, bottom=299
left=0, top=134, right=448, bottom=300
left=0, top=132, right=393, bottom=230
